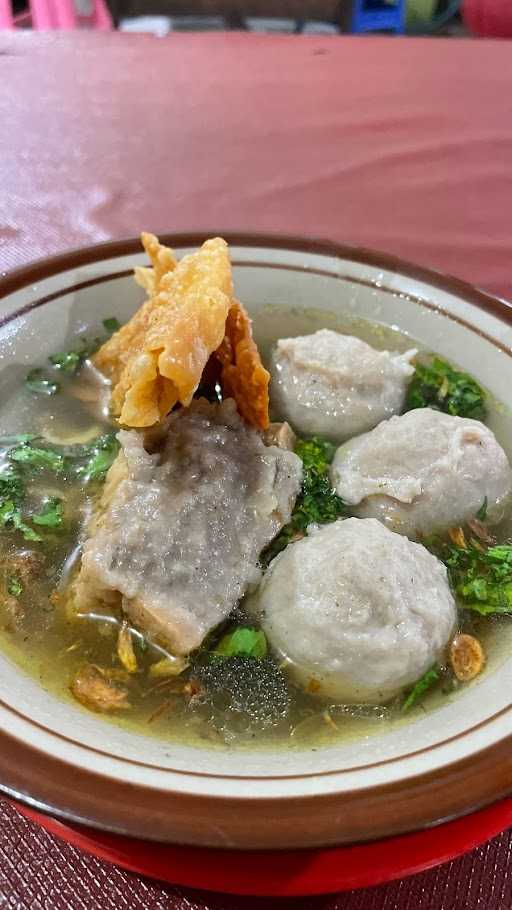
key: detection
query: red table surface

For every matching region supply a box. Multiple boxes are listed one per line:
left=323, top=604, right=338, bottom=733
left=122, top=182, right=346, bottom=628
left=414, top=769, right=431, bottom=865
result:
left=1, top=28, right=512, bottom=909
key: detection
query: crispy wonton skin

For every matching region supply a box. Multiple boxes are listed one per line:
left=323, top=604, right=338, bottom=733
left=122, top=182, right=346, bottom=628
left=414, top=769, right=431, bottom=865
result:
left=93, top=234, right=233, bottom=427
left=215, top=301, right=270, bottom=430
left=133, top=231, right=177, bottom=297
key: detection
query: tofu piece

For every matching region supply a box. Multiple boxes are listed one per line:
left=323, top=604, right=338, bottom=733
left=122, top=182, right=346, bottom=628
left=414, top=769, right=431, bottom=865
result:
left=74, top=399, right=302, bottom=654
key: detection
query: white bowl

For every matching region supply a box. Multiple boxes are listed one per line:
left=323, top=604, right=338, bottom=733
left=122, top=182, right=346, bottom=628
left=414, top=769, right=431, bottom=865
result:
left=0, top=234, right=511, bottom=849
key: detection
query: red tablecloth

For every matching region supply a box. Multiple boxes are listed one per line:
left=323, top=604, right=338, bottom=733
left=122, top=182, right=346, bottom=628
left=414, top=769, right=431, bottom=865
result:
left=1, top=29, right=512, bottom=910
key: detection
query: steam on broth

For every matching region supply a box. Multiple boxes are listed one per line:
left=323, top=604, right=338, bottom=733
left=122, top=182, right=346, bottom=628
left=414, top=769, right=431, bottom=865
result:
left=1, top=234, right=512, bottom=753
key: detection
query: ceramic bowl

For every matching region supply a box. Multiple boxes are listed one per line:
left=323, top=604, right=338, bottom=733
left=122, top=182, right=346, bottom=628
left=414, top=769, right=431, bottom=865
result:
left=0, top=234, right=511, bottom=850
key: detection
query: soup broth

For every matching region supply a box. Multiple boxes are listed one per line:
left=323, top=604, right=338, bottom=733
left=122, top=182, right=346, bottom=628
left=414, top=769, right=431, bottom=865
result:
left=0, top=305, right=511, bottom=752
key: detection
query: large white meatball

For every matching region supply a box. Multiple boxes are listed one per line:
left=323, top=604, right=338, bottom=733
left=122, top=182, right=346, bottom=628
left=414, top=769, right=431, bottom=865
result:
left=270, top=329, right=416, bottom=442
left=331, top=408, right=512, bottom=538
left=252, top=519, right=456, bottom=703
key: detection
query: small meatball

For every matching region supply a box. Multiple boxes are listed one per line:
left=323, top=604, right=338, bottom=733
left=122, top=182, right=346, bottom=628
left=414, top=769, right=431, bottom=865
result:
left=251, top=518, right=456, bottom=703
left=270, top=329, right=416, bottom=442
left=331, top=408, right=512, bottom=538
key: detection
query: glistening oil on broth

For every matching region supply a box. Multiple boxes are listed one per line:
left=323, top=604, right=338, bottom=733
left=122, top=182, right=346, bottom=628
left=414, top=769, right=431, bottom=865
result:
left=0, top=304, right=511, bottom=753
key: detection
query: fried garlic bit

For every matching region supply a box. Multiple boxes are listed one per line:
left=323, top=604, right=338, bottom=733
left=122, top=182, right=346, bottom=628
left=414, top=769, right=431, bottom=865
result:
left=450, top=633, right=485, bottom=682
left=148, top=656, right=189, bottom=678
left=70, top=663, right=130, bottom=712
left=215, top=300, right=270, bottom=430
left=448, top=526, right=467, bottom=549
left=117, top=621, right=137, bottom=674
left=467, top=518, right=496, bottom=545
left=94, top=233, right=234, bottom=427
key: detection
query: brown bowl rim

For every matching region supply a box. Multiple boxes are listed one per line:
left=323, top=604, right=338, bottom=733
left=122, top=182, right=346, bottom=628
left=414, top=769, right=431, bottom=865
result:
left=0, top=232, right=511, bottom=849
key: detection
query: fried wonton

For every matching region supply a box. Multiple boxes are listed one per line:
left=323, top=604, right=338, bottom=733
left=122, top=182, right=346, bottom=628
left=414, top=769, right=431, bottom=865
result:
left=134, top=231, right=177, bottom=297
left=215, top=301, right=270, bottom=430
left=93, top=234, right=233, bottom=427
left=94, top=233, right=270, bottom=430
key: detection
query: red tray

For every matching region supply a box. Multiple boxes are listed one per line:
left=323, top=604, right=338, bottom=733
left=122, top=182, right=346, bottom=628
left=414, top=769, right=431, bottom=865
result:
left=15, top=798, right=512, bottom=896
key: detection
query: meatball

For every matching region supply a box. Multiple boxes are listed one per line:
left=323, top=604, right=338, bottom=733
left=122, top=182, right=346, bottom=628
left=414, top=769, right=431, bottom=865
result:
left=331, top=408, right=512, bottom=538
left=252, top=518, right=456, bottom=703
left=270, top=329, right=416, bottom=442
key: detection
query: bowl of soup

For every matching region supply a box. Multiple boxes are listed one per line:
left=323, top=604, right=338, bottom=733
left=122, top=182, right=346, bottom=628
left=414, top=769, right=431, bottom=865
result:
left=0, top=233, right=511, bottom=850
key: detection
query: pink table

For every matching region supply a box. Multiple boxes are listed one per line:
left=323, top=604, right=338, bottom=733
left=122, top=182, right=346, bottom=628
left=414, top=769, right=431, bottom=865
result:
left=1, top=28, right=512, bottom=909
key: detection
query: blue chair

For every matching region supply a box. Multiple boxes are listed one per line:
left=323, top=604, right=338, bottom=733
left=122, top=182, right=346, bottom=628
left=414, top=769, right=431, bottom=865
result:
left=350, top=0, right=406, bottom=33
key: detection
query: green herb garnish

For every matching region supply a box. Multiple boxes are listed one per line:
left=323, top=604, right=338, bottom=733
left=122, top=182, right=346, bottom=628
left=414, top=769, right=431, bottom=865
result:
left=74, top=434, right=119, bottom=483
left=3, top=434, right=118, bottom=485
left=0, top=432, right=117, bottom=543
left=25, top=369, right=59, bottom=397
left=33, top=497, right=64, bottom=528
left=7, top=575, right=23, bottom=597
left=402, top=666, right=440, bottom=712
left=46, top=337, right=96, bottom=377
left=295, top=437, right=336, bottom=470
left=427, top=534, right=512, bottom=616
left=476, top=497, right=488, bottom=522
left=5, top=434, right=119, bottom=484
left=293, top=437, right=345, bottom=529
left=0, top=468, right=25, bottom=504
left=103, top=317, right=120, bottom=334
left=0, top=466, right=37, bottom=541
left=0, top=500, right=42, bottom=542
left=9, top=443, right=65, bottom=474
left=26, top=317, right=122, bottom=392
left=262, top=436, right=346, bottom=565
left=48, top=351, right=82, bottom=374
left=214, top=627, right=267, bottom=659
left=405, top=357, right=486, bottom=420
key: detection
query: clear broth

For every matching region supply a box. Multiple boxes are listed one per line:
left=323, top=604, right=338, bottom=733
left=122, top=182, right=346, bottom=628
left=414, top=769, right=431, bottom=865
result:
left=0, top=306, right=511, bottom=752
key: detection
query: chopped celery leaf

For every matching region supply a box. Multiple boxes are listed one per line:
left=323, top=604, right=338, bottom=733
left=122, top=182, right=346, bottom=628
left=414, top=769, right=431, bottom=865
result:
left=10, top=443, right=65, bottom=474
left=7, top=575, right=23, bottom=597
left=33, top=497, right=64, bottom=528
left=405, top=357, right=485, bottom=420
left=25, top=369, right=59, bottom=396
left=48, top=351, right=82, bottom=374
left=262, top=436, right=346, bottom=566
left=74, top=434, right=119, bottom=482
left=427, top=535, right=512, bottom=616
left=0, top=500, right=42, bottom=543
left=103, top=317, right=120, bottom=334
left=402, top=666, right=440, bottom=712
left=214, top=627, right=268, bottom=659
